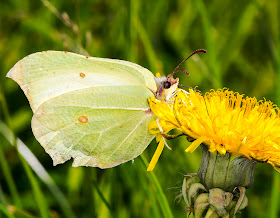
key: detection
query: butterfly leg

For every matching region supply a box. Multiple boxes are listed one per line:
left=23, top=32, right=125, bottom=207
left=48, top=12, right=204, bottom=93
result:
left=161, top=133, right=184, bottom=140
left=156, top=118, right=172, bottom=150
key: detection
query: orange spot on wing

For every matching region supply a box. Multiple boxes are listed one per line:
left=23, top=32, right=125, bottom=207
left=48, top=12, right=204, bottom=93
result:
left=78, top=116, right=88, bottom=123
left=79, top=72, right=86, bottom=78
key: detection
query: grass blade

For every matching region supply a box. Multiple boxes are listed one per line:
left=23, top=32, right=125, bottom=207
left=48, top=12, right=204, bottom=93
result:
left=92, top=179, right=112, bottom=215
left=140, top=155, right=174, bottom=218
left=0, top=141, right=22, bottom=208
left=194, top=0, right=221, bottom=88
left=19, top=155, right=49, bottom=218
left=0, top=121, right=76, bottom=218
left=135, top=18, right=161, bottom=74
left=0, top=204, right=15, bottom=218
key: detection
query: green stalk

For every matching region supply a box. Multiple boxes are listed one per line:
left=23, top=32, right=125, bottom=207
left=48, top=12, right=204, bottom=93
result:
left=194, top=0, right=221, bottom=89
left=0, top=122, right=76, bottom=218
left=0, top=91, right=12, bottom=128
left=135, top=162, right=161, bottom=218
left=19, top=154, right=49, bottom=218
left=0, top=145, right=22, bottom=208
left=219, top=2, right=259, bottom=77
left=0, top=185, right=7, bottom=206
left=268, top=2, right=280, bottom=214
left=270, top=172, right=280, bottom=218
left=17, top=139, right=75, bottom=218
left=92, top=179, right=112, bottom=215
left=270, top=36, right=280, bottom=218
left=0, top=204, right=15, bottom=218
left=135, top=18, right=160, bottom=74
left=0, top=86, right=22, bottom=208
left=129, top=0, right=138, bottom=62
left=140, top=155, right=174, bottom=218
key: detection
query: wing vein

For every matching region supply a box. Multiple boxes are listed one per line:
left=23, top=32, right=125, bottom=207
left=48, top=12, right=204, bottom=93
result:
left=99, top=112, right=143, bottom=133
left=89, top=112, right=143, bottom=153
left=104, top=116, right=147, bottom=162
left=58, top=106, right=149, bottom=111
left=133, top=117, right=154, bottom=156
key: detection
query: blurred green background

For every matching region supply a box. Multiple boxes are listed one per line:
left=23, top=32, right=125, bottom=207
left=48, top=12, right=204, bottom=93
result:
left=0, top=0, right=280, bottom=217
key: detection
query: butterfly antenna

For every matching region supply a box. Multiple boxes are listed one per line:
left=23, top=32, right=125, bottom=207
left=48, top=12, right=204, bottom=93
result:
left=168, top=49, right=207, bottom=78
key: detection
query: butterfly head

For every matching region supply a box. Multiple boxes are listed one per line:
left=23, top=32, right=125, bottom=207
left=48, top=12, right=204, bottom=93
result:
left=154, top=75, right=179, bottom=101
left=153, top=49, right=207, bottom=101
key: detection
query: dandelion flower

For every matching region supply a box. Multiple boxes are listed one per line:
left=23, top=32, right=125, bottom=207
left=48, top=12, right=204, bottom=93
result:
left=148, top=88, right=280, bottom=216
left=148, top=88, right=280, bottom=173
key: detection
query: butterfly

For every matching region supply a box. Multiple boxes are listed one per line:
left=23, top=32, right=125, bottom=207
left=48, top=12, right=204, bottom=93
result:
left=7, top=51, right=184, bottom=168
left=7, top=49, right=206, bottom=169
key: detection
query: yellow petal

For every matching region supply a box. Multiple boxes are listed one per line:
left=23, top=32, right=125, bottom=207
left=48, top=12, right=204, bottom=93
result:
left=185, top=136, right=209, bottom=153
left=147, top=138, right=165, bottom=171
left=148, top=120, right=160, bottom=134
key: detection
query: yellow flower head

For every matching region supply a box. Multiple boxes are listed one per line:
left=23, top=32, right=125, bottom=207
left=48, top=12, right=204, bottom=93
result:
left=148, top=88, right=280, bottom=172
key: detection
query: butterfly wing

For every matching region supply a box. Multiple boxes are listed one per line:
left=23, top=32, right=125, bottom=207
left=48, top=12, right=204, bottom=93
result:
left=7, top=51, right=156, bottom=168
left=32, top=86, right=155, bottom=168
left=7, top=51, right=157, bottom=112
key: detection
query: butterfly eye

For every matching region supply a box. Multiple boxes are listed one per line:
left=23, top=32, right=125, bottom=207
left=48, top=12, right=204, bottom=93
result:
left=163, top=81, right=171, bottom=89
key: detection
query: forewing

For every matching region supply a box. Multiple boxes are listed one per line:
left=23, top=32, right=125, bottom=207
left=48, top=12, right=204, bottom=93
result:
left=7, top=51, right=157, bottom=112
left=32, top=85, right=156, bottom=168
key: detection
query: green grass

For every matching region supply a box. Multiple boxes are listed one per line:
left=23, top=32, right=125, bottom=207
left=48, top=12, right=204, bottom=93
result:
left=0, top=0, right=280, bottom=217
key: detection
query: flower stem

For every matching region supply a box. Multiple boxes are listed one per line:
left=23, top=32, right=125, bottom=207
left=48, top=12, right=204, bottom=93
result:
left=140, top=155, right=174, bottom=218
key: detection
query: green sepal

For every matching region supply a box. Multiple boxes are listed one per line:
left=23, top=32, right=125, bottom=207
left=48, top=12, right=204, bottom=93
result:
left=197, top=144, right=257, bottom=192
